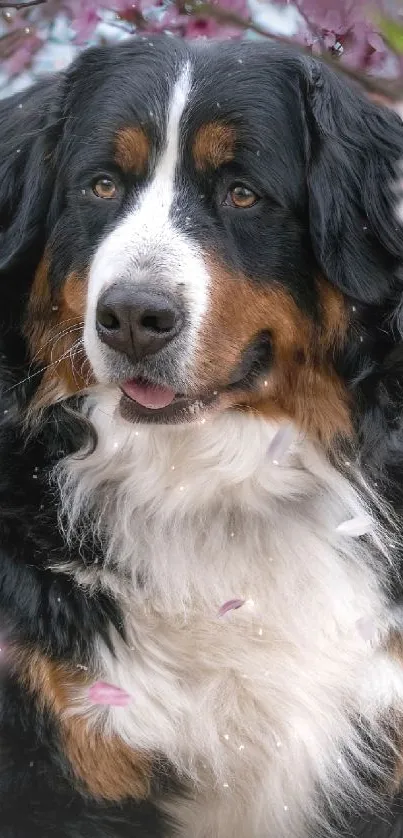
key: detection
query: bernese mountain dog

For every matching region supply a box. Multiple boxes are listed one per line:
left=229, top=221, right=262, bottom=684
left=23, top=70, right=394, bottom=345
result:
left=2, top=32, right=403, bottom=838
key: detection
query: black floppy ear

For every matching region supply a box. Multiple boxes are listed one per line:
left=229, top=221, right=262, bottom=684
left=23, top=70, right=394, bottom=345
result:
left=0, top=76, right=62, bottom=272
left=301, top=58, right=403, bottom=303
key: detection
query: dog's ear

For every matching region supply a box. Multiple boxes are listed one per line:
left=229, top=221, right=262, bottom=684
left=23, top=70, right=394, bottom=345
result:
left=0, top=76, right=63, bottom=272
left=300, top=57, right=403, bottom=303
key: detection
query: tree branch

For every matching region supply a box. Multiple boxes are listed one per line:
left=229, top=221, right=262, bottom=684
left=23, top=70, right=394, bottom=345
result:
left=0, top=0, right=46, bottom=7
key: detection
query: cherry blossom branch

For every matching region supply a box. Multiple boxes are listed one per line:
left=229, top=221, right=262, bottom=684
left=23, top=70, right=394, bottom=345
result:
left=1, top=0, right=403, bottom=103
left=182, top=0, right=403, bottom=100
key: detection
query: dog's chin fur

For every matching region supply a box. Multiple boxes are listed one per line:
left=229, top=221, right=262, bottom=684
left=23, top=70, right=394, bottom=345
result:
left=53, top=388, right=403, bottom=838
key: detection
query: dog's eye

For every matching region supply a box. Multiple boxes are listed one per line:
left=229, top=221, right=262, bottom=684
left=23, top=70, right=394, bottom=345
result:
left=226, top=184, right=258, bottom=209
left=92, top=177, right=118, bottom=200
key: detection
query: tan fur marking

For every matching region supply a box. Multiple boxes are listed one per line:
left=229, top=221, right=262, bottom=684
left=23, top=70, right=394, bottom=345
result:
left=193, top=122, right=236, bottom=171
left=196, top=263, right=351, bottom=444
left=115, top=126, right=150, bottom=175
left=385, top=629, right=403, bottom=664
left=14, top=646, right=152, bottom=802
left=25, top=257, right=53, bottom=364
left=62, top=272, right=87, bottom=318
left=25, top=258, right=93, bottom=417
left=317, top=278, right=348, bottom=348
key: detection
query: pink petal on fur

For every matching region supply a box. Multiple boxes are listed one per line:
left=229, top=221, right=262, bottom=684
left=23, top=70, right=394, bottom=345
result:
left=267, top=423, right=295, bottom=465
left=356, top=617, right=377, bottom=643
left=336, top=516, right=371, bottom=537
left=218, top=599, right=246, bottom=617
left=88, top=681, right=132, bottom=706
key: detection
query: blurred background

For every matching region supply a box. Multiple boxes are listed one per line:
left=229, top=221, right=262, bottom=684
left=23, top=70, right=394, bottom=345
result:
left=1, top=0, right=403, bottom=101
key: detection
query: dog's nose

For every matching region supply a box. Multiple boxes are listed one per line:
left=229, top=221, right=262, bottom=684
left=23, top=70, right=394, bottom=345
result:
left=96, top=285, right=183, bottom=361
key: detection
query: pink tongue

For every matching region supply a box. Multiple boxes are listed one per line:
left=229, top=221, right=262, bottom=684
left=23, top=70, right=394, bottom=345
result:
left=121, top=378, right=176, bottom=410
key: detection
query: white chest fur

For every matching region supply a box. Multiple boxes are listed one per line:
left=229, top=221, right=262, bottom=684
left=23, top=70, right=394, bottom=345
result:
left=57, top=392, right=403, bottom=838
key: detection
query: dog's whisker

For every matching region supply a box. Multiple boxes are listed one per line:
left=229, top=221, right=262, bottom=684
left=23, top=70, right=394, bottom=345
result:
left=24, top=332, right=84, bottom=390
left=27, top=323, right=85, bottom=377
left=49, top=327, right=86, bottom=364
left=69, top=344, right=86, bottom=389
left=28, top=318, right=85, bottom=364
left=4, top=341, right=85, bottom=394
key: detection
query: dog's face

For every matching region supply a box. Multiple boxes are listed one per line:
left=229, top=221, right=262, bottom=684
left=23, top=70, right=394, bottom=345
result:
left=1, top=37, right=402, bottom=440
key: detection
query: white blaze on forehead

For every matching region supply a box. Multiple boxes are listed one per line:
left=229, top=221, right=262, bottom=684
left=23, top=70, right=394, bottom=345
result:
left=84, top=61, right=210, bottom=383
left=137, top=62, right=192, bottom=226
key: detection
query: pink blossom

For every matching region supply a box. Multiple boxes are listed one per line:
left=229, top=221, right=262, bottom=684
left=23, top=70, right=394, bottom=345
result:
left=184, top=14, right=242, bottom=39
left=113, top=0, right=164, bottom=21
left=185, top=0, right=249, bottom=38
left=275, top=0, right=397, bottom=73
left=150, top=0, right=248, bottom=40
left=64, top=0, right=101, bottom=42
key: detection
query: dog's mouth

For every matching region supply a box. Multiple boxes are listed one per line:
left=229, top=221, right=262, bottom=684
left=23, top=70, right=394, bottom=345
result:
left=119, top=377, right=217, bottom=424
left=118, top=332, right=273, bottom=425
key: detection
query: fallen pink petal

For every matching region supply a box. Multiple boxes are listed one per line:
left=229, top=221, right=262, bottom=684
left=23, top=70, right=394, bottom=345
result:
left=267, top=423, right=295, bottom=465
left=335, top=516, right=372, bottom=537
left=218, top=599, right=246, bottom=617
left=88, top=681, right=132, bottom=706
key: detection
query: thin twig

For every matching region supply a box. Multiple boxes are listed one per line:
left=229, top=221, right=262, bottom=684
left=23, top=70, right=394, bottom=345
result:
left=0, top=0, right=46, bottom=7
left=0, top=29, right=28, bottom=59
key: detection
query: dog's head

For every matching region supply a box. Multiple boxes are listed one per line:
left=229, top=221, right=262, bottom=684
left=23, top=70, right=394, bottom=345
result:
left=1, top=37, right=403, bottom=441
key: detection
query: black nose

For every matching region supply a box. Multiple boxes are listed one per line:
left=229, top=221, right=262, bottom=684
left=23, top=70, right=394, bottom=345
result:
left=96, top=285, right=184, bottom=361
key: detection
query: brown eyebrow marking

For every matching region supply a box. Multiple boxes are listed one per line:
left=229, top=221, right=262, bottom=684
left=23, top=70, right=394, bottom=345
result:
left=193, top=121, right=236, bottom=171
left=114, top=126, right=150, bottom=175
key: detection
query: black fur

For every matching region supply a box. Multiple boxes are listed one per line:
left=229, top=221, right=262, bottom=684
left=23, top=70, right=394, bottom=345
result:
left=1, top=35, right=403, bottom=837
left=0, top=673, right=162, bottom=838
